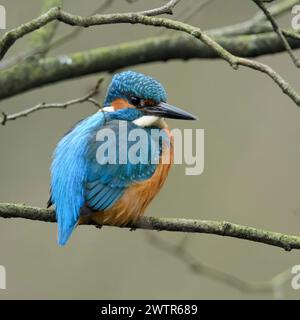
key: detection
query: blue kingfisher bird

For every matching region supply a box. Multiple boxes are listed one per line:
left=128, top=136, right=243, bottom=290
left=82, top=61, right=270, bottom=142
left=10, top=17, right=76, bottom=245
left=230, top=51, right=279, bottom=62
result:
left=49, top=71, right=197, bottom=246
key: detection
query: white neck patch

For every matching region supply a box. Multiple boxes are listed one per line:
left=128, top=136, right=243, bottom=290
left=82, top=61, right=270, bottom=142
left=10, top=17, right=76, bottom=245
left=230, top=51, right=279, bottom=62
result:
left=133, top=116, right=161, bottom=127
left=101, top=108, right=165, bottom=128
left=102, top=106, right=115, bottom=112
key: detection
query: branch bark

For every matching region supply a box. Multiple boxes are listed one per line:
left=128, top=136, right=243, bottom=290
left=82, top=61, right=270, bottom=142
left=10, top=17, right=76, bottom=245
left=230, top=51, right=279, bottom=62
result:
left=1, top=203, right=300, bottom=252
left=0, top=2, right=183, bottom=60
left=29, top=0, right=63, bottom=57
left=1, top=31, right=300, bottom=101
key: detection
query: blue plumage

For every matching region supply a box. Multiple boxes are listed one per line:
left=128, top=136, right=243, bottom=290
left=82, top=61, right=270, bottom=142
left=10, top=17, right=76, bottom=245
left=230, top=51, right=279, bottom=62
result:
left=51, top=112, right=106, bottom=245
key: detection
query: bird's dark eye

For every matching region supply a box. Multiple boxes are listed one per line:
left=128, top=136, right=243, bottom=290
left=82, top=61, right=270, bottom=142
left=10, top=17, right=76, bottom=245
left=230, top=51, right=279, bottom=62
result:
left=130, top=96, right=141, bottom=107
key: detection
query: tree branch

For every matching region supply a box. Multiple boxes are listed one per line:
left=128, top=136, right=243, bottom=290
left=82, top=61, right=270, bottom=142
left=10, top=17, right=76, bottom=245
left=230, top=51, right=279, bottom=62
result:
left=0, top=1, right=183, bottom=60
left=1, top=203, right=300, bottom=251
left=253, top=0, right=300, bottom=67
left=2, top=0, right=292, bottom=70
left=29, top=0, right=63, bottom=57
left=135, top=0, right=181, bottom=16
left=208, top=0, right=299, bottom=37
left=1, top=30, right=300, bottom=101
left=0, top=4, right=300, bottom=110
left=0, top=78, right=102, bottom=125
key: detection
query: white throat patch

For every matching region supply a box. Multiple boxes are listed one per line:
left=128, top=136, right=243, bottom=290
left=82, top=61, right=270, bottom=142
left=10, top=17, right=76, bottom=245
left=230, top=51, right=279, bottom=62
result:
left=101, top=108, right=165, bottom=128
left=133, top=116, right=160, bottom=127
left=102, top=106, right=115, bottom=112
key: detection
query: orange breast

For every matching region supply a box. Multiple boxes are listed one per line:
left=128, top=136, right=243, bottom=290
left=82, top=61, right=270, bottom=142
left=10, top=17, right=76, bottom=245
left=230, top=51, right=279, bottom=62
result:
left=84, top=129, right=174, bottom=226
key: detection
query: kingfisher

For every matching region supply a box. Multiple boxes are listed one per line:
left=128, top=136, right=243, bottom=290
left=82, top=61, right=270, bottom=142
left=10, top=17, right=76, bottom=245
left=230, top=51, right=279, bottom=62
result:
left=49, top=71, right=197, bottom=246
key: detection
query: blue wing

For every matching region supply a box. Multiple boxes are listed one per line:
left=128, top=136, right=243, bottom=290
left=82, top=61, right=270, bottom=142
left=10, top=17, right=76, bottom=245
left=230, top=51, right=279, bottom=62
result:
left=50, top=112, right=106, bottom=246
left=84, top=120, right=163, bottom=211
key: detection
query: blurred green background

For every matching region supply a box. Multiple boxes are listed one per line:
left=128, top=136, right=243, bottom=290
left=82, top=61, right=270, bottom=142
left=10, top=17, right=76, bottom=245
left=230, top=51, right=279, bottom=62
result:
left=0, top=0, right=300, bottom=299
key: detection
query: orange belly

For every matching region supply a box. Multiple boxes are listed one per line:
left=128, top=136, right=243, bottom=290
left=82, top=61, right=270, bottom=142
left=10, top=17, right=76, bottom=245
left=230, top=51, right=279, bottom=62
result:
left=80, top=135, right=173, bottom=226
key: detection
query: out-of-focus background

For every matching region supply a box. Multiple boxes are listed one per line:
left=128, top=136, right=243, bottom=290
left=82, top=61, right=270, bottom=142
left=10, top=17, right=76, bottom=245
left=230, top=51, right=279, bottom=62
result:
left=0, top=0, right=300, bottom=299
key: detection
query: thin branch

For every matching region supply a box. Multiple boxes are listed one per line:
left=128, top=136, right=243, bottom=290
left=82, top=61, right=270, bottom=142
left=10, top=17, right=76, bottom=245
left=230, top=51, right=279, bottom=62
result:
left=208, top=0, right=299, bottom=37
left=0, top=0, right=182, bottom=61
left=135, top=0, right=181, bottom=16
left=1, top=31, right=300, bottom=101
left=283, top=29, right=300, bottom=40
left=0, top=78, right=102, bottom=125
left=1, top=203, right=300, bottom=251
left=146, top=233, right=292, bottom=296
left=29, top=0, right=63, bottom=57
left=253, top=0, right=300, bottom=67
left=236, top=56, right=300, bottom=106
left=0, top=0, right=211, bottom=70
left=157, top=0, right=215, bottom=36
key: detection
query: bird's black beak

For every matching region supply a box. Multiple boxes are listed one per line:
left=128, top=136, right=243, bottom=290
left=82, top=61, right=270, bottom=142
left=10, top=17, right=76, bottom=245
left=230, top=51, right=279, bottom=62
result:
left=144, top=102, right=197, bottom=120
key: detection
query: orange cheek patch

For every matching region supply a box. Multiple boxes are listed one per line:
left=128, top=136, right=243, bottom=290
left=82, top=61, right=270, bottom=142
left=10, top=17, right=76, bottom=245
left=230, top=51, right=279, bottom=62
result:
left=111, top=98, right=134, bottom=110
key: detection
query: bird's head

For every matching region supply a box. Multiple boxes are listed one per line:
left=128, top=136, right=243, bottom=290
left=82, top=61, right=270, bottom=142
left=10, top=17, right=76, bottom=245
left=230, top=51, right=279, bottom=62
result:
left=103, top=71, right=197, bottom=126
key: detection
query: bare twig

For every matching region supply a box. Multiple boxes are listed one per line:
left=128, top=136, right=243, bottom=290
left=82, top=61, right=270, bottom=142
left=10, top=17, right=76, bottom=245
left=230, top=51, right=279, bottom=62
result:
left=146, top=233, right=292, bottom=297
left=136, top=0, right=181, bottom=16
left=283, top=29, right=300, bottom=40
left=1, top=203, right=300, bottom=251
left=208, top=0, right=299, bottom=37
left=0, top=79, right=102, bottom=125
left=157, top=0, right=214, bottom=36
left=253, top=0, right=300, bottom=67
